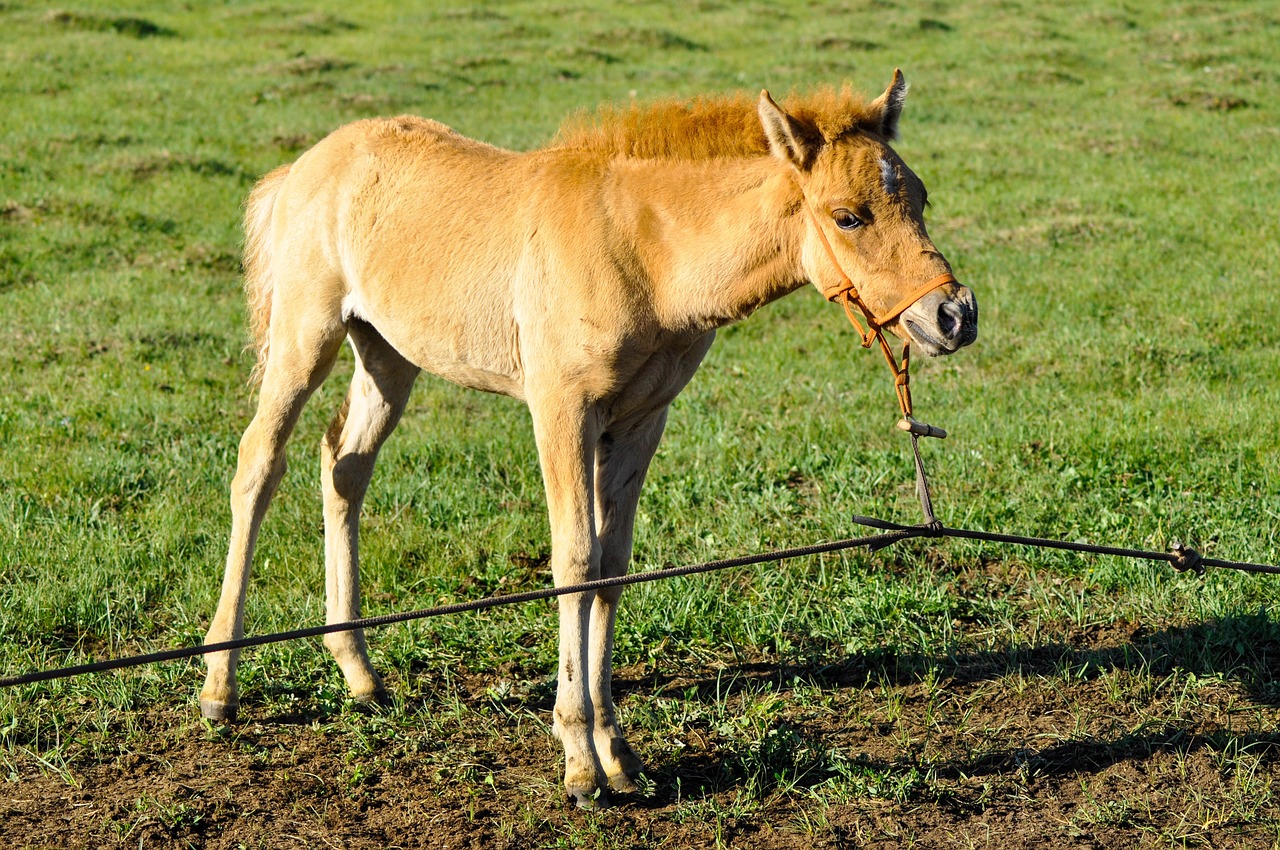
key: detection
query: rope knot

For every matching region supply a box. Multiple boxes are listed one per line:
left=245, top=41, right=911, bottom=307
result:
left=1169, top=541, right=1205, bottom=577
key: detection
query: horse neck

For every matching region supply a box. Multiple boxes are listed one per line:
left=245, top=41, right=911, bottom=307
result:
left=609, top=158, right=808, bottom=333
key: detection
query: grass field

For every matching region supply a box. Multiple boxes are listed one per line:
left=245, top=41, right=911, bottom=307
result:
left=2, top=0, right=1280, bottom=847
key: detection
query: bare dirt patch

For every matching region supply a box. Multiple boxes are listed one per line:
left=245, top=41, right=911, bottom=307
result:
left=4, top=621, right=1280, bottom=849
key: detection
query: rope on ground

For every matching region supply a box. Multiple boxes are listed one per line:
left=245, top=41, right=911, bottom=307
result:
left=850, top=515, right=1280, bottom=575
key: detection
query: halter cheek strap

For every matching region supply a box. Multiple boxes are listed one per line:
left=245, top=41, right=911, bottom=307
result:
left=806, top=203, right=957, bottom=436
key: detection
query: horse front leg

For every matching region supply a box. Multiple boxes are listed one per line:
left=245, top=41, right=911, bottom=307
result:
left=529, top=393, right=607, bottom=807
left=590, top=408, right=669, bottom=793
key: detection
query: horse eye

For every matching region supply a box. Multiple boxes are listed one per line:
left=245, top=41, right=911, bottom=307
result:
left=833, top=209, right=863, bottom=231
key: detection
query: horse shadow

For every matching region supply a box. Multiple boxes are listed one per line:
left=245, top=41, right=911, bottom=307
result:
left=598, top=611, right=1280, bottom=805
left=249, top=611, right=1280, bottom=805
left=616, top=609, right=1280, bottom=705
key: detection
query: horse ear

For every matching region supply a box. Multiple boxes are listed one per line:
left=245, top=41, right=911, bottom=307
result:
left=758, top=90, right=821, bottom=170
left=869, top=69, right=908, bottom=140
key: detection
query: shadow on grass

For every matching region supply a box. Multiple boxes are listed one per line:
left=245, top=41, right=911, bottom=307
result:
left=594, top=611, right=1280, bottom=805
left=619, top=609, right=1280, bottom=707
left=237, top=611, right=1279, bottom=808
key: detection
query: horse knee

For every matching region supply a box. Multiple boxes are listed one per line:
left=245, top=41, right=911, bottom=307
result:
left=326, top=453, right=375, bottom=503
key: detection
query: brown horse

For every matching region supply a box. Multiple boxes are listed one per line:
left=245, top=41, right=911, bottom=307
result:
left=199, top=71, right=977, bottom=806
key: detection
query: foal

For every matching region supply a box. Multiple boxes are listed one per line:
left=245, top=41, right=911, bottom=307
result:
left=200, top=71, right=977, bottom=806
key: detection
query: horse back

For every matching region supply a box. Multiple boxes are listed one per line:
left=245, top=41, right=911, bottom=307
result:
left=261, top=115, right=686, bottom=408
left=269, top=115, right=543, bottom=397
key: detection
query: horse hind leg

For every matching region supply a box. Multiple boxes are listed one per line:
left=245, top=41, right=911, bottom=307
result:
left=200, top=296, right=347, bottom=722
left=319, top=318, right=419, bottom=705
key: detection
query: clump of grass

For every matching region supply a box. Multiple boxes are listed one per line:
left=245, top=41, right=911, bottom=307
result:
left=45, top=9, right=176, bottom=38
left=274, top=55, right=355, bottom=75
left=595, top=27, right=706, bottom=52
left=265, top=12, right=359, bottom=36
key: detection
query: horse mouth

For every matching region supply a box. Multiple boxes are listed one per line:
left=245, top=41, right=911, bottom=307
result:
left=904, top=319, right=948, bottom=355
left=902, top=291, right=978, bottom=356
left=905, top=318, right=974, bottom=356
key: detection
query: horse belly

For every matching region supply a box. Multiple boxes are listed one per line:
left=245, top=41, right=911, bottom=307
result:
left=350, top=284, right=525, bottom=399
left=414, top=354, right=525, bottom=399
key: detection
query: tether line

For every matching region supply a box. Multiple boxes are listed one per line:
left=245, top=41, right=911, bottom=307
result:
left=0, top=528, right=917, bottom=689
left=850, top=515, right=1280, bottom=575
left=3, top=517, right=1277, bottom=690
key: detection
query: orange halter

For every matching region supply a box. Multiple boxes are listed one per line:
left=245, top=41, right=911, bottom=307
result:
left=806, top=205, right=956, bottom=438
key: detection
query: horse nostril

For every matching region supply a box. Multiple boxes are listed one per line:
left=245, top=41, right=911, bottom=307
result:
left=938, top=300, right=963, bottom=340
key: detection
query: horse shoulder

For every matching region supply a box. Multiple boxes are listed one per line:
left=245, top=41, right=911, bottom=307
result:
left=512, top=152, right=737, bottom=406
left=513, top=157, right=646, bottom=334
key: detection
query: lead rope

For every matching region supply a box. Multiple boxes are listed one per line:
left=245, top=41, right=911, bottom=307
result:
left=809, top=213, right=1231, bottom=568
left=909, top=433, right=940, bottom=528
left=806, top=205, right=953, bottom=527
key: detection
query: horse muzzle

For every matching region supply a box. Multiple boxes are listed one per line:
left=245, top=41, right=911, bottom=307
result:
left=901, top=284, right=978, bottom=356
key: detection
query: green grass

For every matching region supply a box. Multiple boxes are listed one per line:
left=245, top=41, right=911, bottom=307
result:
left=2, top=0, right=1280, bottom=846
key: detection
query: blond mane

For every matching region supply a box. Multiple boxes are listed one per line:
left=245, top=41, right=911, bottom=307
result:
left=548, top=85, right=881, bottom=160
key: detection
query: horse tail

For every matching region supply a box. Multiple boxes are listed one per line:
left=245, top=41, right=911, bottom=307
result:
left=241, top=163, right=292, bottom=384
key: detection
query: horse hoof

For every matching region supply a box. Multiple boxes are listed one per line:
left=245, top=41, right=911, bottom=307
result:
left=353, top=688, right=392, bottom=711
left=608, top=772, right=643, bottom=794
left=568, top=786, right=611, bottom=810
left=199, top=697, right=239, bottom=723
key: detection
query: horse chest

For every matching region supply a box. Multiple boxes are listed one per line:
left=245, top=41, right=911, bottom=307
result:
left=598, top=331, right=715, bottom=425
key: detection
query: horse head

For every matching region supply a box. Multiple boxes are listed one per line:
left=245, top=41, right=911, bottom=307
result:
left=759, top=71, right=978, bottom=357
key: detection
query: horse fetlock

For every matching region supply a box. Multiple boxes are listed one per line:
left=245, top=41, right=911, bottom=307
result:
left=557, top=714, right=609, bottom=806
left=323, top=633, right=384, bottom=695
left=596, top=730, right=645, bottom=791
left=351, top=686, right=392, bottom=712
left=607, top=771, right=642, bottom=795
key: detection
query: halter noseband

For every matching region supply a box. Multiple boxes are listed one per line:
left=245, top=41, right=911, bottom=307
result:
left=806, top=203, right=957, bottom=437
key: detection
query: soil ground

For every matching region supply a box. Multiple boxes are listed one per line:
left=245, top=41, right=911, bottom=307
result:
left=5, top=621, right=1278, bottom=849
